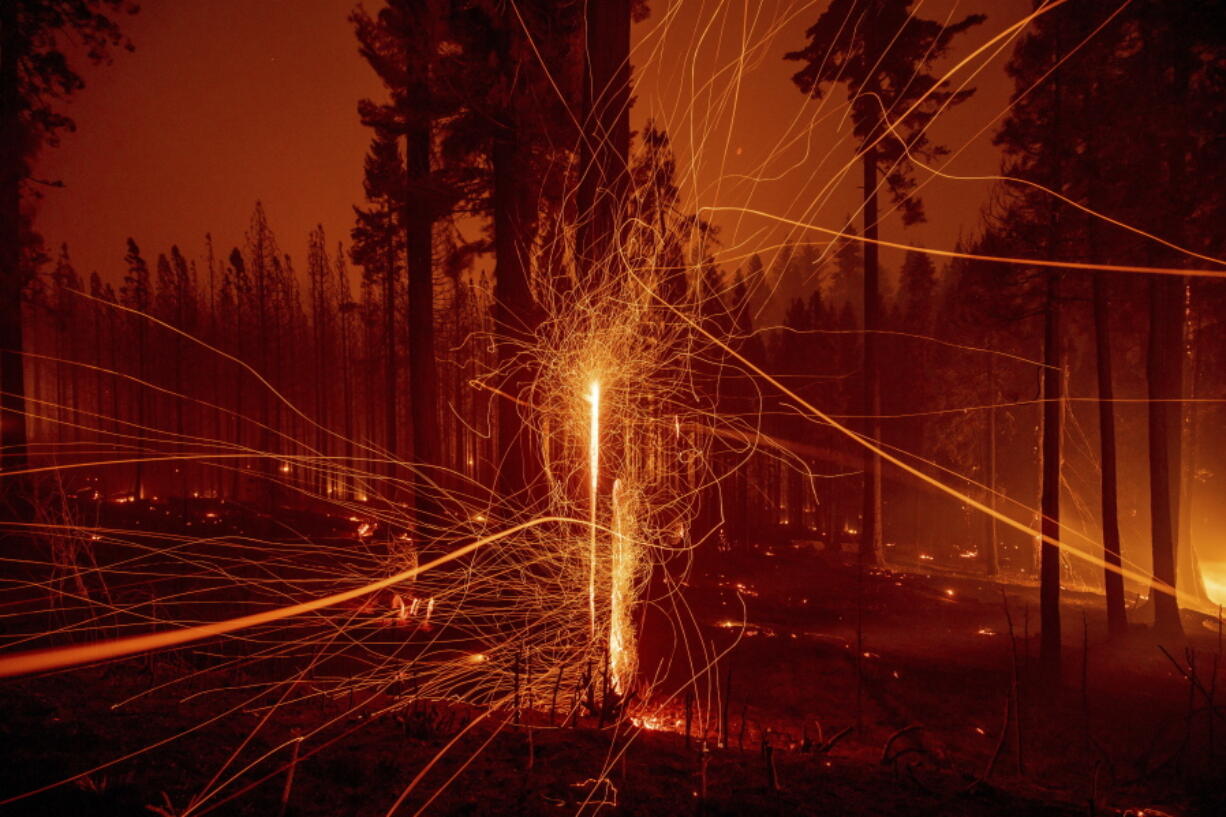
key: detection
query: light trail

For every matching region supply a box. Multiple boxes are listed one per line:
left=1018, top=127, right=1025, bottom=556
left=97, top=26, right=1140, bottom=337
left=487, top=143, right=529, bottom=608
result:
left=588, top=379, right=601, bottom=637
left=0, top=516, right=578, bottom=679
left=697, top=205, right=1226, bottom=280
left=628, top=266, right=1213, bottom=615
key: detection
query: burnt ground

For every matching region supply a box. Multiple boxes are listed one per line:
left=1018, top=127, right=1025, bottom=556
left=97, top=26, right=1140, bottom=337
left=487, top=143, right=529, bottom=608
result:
left=2, top=513, right=1223, bottom=817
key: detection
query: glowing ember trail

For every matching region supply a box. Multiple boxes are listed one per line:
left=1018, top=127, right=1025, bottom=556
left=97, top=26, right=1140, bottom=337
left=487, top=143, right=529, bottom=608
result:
left=588, top=379, right=601, bottom=638
left=609, top=478, right=632, bottom=693
left=0, top=517, right=572, bottom=678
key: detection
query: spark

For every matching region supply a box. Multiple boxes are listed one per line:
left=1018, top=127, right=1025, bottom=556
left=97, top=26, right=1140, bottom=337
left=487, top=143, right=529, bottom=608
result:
left=0, top=516, right=576, bottom=679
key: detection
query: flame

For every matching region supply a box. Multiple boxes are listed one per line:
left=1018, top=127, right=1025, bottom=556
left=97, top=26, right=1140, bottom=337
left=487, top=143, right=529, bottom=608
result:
left=631, top=715, right=681, bottom=732
left=1202, top=562, right=1226, bottom=607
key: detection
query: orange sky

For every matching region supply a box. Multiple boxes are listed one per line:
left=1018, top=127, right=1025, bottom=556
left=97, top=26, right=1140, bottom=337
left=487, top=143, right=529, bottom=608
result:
left=33, top=0, right=1032, bottom=306
left=33, top=0, right=382, bottom=281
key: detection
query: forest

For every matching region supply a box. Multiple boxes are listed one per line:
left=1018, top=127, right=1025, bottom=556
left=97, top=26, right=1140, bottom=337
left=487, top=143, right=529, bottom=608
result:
left=2, top=1, right=1225, bottom=816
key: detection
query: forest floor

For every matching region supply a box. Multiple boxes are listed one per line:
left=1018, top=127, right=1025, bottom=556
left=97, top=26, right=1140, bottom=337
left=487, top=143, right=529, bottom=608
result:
left=2, top=504, right=1223, bottom=816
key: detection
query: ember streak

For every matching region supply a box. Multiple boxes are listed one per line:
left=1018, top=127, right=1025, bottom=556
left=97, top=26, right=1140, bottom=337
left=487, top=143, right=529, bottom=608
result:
left=2, top=2, right=1225, bottom=816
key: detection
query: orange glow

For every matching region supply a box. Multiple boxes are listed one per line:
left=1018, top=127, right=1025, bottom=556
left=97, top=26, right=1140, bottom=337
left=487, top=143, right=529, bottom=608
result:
left=1202, top=562, right=1226, bottom=607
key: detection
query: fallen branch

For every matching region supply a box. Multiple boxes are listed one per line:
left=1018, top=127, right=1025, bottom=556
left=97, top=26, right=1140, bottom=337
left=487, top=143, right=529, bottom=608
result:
left=881, top=723, right=923, bottom=765
left=1158, top=645, right=1225, bottom=719
left=815, top=725, right=853, bottom=756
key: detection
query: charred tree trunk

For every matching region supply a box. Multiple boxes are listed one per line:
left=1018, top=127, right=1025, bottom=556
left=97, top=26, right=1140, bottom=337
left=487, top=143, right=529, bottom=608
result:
left=1143, top=0, right=1191, bottom=641
left=1176, top=281, right=1208, bottom=608
left=231, top=329, right=244, bottom=500
left=341, top=309, right=355, bottom=499
left=493, top=119, right=540, bottom=506
left=860, top=145, right=883, bottom=567
left=1039, top=272, right=1062, bottom=680
left=364, top=281, right=378, bottom=490
left=576, top=0, right=631, bottom=284
left=985, top=353, right=999, bottom=577
left=405, top=115, right=439, bottom=538
left=1037, top=22, right=1068, bottom=679
left=383, top=206, right=397, bottom=485
left=0, top=1, right=30, bottom=518
left=133, top=316, right=147, bottom=500
left=1147, top=274, right=1184, bottom=640
left=1092, top=272, right=1127, bottom=636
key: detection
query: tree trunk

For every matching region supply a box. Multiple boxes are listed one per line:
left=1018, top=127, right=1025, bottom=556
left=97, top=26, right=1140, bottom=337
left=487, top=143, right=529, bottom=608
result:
left=93, top=302, right=105, bottom=477
left=133, top=318, right=146, bottom=500
left=383, top=210, right=397, bottom=485
left=341, top=308, right=355, bottom=499
left=577, top=0, right=631, bottom=283
left=0, top=1, right=30, bottom=518
left=405, top=118, right=439, bottom=538
left=364, top=282, right=377, bottom=495
left=231, top=331, right=244, bottom=500
left=1092, top=272, right=1127, bottom=636
left=1176, top=280, right=1208, bottom=607
left=985, top=353, right=999, bottom=576
left=859, top=146, right=883, bottom=567
left=1147, top=274, right=1184, bottom=639
left=174, top=303, right=186, bottom=504
left=1039, top=272, right=1062, bottom=680
left=493, top=119, right=540, bottom=506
